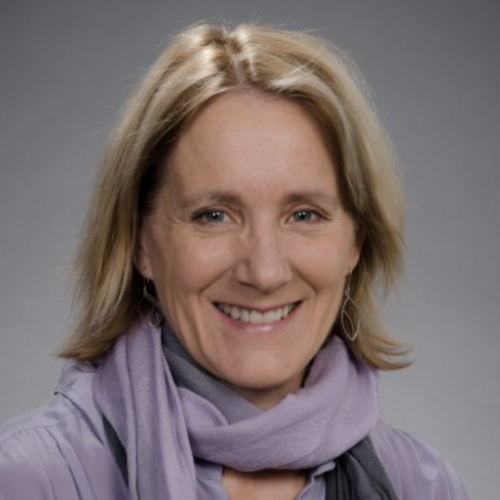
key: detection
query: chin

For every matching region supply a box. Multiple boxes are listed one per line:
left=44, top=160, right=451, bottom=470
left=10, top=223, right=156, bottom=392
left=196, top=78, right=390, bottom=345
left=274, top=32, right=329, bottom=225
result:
left=212, top=357, right=305, bottom=408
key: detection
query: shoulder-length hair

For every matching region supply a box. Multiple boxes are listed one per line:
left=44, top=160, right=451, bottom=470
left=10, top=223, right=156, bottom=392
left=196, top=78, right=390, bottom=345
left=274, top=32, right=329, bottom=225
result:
left=59, top=23, right=409, bottom=369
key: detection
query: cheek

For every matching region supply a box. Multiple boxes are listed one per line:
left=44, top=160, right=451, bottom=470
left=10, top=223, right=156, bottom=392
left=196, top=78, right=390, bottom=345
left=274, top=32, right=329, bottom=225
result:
left=152, top=233, right=234, bottom=298
left=291, top=235, right=352, bottom=286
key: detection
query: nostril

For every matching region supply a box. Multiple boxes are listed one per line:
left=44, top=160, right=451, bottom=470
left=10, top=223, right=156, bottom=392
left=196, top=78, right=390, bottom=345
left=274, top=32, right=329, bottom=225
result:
left=232, top=229, right=292, bottom=292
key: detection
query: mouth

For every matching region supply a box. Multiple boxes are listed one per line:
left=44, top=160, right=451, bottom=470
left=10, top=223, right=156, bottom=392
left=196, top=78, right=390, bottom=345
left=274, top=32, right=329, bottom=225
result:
left=214, top=302, right=301, bottom=325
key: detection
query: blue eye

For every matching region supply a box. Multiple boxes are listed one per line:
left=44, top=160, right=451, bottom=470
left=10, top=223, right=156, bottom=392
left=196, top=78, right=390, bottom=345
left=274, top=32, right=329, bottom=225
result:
left=194, top=210, right=229, bottom=224
left=292, top=210, right=321, bottom=222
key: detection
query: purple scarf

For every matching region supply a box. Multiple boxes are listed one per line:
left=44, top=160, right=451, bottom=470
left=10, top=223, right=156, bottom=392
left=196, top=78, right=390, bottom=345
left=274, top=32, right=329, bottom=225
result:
left=94, top=319, right=380, bottom=500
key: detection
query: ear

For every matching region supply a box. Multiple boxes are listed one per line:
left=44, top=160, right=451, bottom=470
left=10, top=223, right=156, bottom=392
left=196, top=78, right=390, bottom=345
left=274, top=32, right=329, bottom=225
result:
left=134, top=224, right=155, bottom=280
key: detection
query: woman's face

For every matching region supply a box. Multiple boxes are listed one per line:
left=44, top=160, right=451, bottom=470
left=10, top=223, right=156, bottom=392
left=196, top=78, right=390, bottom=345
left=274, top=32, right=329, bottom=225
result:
left=137, top=90, right=361, bottom=409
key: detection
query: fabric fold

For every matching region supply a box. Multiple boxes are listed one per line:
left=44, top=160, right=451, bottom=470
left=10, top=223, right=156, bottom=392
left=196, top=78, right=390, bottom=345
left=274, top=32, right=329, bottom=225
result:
left=94, top=319, right=381, bottom=500
left=94, top=321, right=197, bottom=500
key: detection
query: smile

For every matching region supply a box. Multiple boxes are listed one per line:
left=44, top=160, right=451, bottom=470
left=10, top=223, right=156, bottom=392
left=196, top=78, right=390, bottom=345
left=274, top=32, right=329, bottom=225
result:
left=215, top=302, right=299, bottom=324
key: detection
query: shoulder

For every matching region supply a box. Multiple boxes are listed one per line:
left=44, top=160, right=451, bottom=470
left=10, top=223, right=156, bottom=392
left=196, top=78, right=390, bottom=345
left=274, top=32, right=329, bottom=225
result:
left=0, top=398, right=78, bottom=499
left=0, top=362, right=127, bottom=500
left=370, top=421, right=469, bottom=500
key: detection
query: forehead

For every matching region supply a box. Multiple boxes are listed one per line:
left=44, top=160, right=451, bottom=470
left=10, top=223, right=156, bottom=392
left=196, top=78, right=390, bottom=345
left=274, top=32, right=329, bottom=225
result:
left=178, top=89, right=331, bottom=151
left=163, top=90, right=338, bottom=196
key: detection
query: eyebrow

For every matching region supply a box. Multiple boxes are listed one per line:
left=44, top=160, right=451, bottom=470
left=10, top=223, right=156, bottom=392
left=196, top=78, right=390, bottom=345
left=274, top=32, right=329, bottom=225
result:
left=178, top=189, right=341, bottom=210
left=178, top=190, right=243, bottom=210
left=284, top=191, right=341, bottom=209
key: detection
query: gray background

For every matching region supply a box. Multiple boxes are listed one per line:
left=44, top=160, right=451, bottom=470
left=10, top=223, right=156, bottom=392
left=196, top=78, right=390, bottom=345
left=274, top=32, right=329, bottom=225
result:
left=0, top=1, right=498, bottom=498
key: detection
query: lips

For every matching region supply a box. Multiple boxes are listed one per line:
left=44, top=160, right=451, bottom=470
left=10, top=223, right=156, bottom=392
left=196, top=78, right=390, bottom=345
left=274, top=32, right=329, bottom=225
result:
left=215, top=302, right=300, bottom=324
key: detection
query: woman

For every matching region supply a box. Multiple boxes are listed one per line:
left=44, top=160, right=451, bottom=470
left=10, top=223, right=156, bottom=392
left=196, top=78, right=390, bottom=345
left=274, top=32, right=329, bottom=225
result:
left=0, top=23, right=469, bottom=499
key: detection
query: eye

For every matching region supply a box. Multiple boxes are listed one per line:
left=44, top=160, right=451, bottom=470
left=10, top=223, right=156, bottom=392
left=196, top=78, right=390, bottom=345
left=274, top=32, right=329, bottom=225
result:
left=291, top=209, right=324, bottom=223
left=193, top=209, right=230, bottom=225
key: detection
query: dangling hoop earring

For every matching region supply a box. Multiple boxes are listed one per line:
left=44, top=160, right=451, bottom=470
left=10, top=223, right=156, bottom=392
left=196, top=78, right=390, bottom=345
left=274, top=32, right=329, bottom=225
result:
left=140, top=278, right=164, bottom=329
left=341, top=275, right=360, bottom=342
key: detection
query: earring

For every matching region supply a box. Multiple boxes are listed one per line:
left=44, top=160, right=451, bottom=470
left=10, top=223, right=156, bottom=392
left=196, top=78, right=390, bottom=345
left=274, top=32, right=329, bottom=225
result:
left=140, top=278, right=164, bottom=329
left=340, top=275, right=360, bottom=342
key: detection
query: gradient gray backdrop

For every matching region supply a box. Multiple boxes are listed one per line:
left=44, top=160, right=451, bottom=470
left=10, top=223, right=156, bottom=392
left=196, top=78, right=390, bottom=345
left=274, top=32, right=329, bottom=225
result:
left=1, top=2, right=498, bottom=498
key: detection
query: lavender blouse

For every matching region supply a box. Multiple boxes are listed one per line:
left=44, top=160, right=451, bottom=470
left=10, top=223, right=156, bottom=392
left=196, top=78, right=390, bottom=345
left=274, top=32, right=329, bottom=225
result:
left=0, top=360, right=469, bottom=499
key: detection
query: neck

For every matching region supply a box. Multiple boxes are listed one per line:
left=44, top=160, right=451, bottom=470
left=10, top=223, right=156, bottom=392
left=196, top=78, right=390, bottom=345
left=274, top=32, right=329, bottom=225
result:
left=221, top=374, right=305, bottom=410
left=222, top=467, right=307, bottom=500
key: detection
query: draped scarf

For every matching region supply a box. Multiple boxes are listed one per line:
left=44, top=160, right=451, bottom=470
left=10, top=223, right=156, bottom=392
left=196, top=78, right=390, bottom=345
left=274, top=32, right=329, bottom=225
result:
left=94, top=319, right=397, bottom=499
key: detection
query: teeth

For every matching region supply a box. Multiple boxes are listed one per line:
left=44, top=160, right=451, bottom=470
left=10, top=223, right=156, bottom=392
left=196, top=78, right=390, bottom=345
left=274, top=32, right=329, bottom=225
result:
left=247, top=311, right=259, bottom=323
left=263, top=310, right=275, bottom=323
left=216, top=303, right=296, bottom=324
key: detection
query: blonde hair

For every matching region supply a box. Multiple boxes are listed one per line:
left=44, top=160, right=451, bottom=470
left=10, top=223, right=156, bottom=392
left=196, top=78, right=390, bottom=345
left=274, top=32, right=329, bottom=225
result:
left=59, top=23, right=409, bottom=369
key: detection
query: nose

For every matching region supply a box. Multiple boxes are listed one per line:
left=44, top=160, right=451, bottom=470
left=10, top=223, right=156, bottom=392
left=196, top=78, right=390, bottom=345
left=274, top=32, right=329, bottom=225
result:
left=233, top=223, right=293, bottom=294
